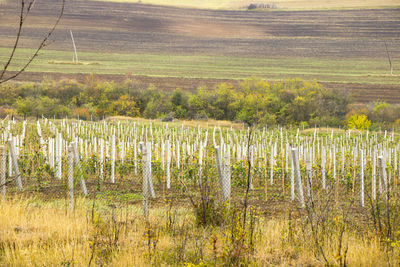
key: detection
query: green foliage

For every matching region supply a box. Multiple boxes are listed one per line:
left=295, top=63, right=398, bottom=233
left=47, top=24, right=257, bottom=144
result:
left=347, top=114, right=371, bottom=130
left=107, top=94, right=140, bottom=117
left=0, top=76, right=360, bottom=127
left=369, top=102, right=400, bottom=124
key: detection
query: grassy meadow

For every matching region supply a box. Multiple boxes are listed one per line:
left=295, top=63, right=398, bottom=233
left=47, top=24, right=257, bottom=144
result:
left=0, top=195, right=396, bottom=266
left=1, top=0, right=400, bottom=265
left=0, top=47, right=398, bottom=84
left=0, top=119, right=398, bottom=266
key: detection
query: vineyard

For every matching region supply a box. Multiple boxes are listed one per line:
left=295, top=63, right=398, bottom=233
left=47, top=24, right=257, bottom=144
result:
left=1, top=0, right=400, bottom=264
left=0, top=117, right=399, bottom=265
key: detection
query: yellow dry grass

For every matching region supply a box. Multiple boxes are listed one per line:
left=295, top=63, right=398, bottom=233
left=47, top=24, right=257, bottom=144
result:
left=48, top=60, right=100, bottom=66
left=105, top=116, right=245, bottom=130
left=301, top=127, right=347, bottom=134
left=0, top=195, right=397, bottom=266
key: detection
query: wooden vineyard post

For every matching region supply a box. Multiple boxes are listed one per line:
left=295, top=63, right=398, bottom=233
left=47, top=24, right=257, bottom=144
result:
left=68, top=145, right=74, bottom=211
left=0, top=146, right=5, bottom=196
left=7, top=138, right=22, bottom=191
left=291, top=148, right=305, bottom=208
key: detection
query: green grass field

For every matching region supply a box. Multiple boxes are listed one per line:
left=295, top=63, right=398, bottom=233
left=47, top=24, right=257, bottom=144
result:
left=0, top=47, right=398, bottom=84
left=90, top=0, right=400, bottom=10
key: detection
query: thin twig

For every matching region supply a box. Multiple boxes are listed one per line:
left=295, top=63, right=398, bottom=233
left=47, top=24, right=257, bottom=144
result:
left=0, top=0, right=66, bottom=84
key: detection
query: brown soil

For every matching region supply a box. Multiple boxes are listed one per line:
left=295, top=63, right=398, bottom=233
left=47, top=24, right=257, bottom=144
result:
left=1, top=0, right=400, bottom=102
left=0, top=0, right=399, bottom=58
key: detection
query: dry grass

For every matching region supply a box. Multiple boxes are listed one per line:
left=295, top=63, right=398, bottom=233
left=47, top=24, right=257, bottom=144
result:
left=301, top=127, right=347, bottom=134
left=48, top=60, right=100, bottom=66
left=0, top=197, right=93, bottom=265
left=105, top=116, right=245, bottom=130
left=0, top=195, right=397, bottom=266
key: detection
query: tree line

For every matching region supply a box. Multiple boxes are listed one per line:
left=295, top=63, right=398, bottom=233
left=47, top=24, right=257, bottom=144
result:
left=0, top=75, right=398, bottom=129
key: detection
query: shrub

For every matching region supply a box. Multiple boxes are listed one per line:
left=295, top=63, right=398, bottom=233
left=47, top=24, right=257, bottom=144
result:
left=0, top=105, right=16, bottom=118
left=74, top=107, right=91, bottom=120
left=347, top=114, right=371, bottom=130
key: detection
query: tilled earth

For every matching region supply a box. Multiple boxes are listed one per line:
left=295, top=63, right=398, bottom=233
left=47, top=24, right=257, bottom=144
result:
left=0, top=0, right=400, bottom=102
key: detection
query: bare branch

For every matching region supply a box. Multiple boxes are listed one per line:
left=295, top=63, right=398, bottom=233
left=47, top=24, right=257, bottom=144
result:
left=0, top=0, right=26, bottom=81
left=0, top=0, right=66, bottom=84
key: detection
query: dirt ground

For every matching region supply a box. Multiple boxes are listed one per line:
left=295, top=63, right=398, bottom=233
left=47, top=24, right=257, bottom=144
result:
left=1, top=0, right=400, bottom=102
left=1, top=0, right=399, bottom=58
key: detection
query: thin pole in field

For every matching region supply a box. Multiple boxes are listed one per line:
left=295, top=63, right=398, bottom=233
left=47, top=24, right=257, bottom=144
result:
left=71, top=142, right=88, bottom=196
left=110, top=135, right=115, bottom=183
left=140, top=142, right=149, bottom=220
left=0, top=146, right=5, bottom=196
left=321, top=146, right=326, bottom=190
left=7, top=138, right=22, bottom=191
left=378, top=155, right=388, bottom=199
left=166, top=139, right=171, bottom=189
left=360, top=149, right=364, bottom=207
left=291, top=148, right=304, bottom=208
left=372, top=149, right=376, bottom=200
left=68, top=145, right=74, bottom=211
left=56, top=133, right=62, bottom=179
left=290, top=149, right=295, bottom=200
left=70, top=30, right=79, bottom=63
left=305, top=152, right=312, bottom=200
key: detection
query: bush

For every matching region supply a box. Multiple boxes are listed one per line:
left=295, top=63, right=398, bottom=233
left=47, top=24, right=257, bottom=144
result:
left=74, top=107, right=91, bottom=120
left=347, top=114, right=371, bottom=130
left=0, top=105, right=16, bottom=118
left=247, top=3, right=258, bottom=10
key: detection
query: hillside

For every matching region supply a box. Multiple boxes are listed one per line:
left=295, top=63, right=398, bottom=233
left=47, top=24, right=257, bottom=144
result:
left=0, top=0, right=399, bottom=101
left=89, top=0, right=400, bottom=10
